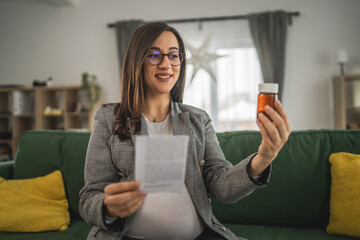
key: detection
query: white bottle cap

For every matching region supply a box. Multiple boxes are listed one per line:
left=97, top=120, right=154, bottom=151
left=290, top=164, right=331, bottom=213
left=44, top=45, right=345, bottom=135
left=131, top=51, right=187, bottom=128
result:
left=259, top=83, right=278, bottom=94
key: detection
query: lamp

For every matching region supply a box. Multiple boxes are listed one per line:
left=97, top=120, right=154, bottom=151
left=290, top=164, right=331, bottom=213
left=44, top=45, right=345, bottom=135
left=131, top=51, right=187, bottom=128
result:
left=336, top=49, right=348, bottom=75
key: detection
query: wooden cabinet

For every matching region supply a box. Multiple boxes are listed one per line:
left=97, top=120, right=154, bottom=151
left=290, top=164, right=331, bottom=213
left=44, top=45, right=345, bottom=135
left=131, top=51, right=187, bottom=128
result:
left=333, top=74, right=360, bottom=129
left=0, top=85, right=101, bottom=160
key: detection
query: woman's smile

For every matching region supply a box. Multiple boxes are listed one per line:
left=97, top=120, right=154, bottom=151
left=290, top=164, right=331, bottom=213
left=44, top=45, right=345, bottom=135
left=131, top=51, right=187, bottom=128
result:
left=155, top=73, right=173, bottom=81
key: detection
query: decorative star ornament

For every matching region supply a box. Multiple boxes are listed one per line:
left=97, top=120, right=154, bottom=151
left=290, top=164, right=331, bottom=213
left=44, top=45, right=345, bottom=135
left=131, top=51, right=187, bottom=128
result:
left=186, top=34, right=225, bottom=85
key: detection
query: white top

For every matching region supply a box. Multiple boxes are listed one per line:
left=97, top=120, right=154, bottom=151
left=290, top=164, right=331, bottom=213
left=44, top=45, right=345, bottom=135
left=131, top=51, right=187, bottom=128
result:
left=125, top=114, right=205, bottom=240
left=143, top=113, right=173, bottom=136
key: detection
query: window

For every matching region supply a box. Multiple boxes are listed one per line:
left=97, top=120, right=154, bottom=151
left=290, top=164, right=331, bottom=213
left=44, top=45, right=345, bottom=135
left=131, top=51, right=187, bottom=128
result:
left=173, top=20, right=263, bottom=132
left=183, top=47, right=263, bottom=132
left=217, top=47, right=263, bottom=131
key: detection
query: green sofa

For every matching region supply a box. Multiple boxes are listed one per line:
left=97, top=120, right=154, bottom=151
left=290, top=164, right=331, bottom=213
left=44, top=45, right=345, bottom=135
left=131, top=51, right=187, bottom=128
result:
left=0, top=129, right=359, bottom=240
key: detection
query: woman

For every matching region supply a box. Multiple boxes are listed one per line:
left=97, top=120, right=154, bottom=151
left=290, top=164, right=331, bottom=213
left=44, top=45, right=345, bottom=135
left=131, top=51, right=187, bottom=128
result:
left=79, top=22, right=291, bottom=240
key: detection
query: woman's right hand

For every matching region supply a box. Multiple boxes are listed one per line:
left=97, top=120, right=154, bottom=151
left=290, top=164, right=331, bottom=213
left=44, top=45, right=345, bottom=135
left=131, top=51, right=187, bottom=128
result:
left=104, top=181, right=146, bottom=218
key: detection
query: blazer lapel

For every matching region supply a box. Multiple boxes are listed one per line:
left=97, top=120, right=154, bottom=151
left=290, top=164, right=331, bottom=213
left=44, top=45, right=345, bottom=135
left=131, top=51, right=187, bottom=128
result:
left=170, top=101, right=194, bottom=195
left=130, top=115, right=149, bottom=144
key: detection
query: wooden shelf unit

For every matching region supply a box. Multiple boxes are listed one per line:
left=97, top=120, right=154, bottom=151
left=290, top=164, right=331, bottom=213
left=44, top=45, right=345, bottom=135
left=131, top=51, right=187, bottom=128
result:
left=333, top=74, right=360, bottom=129
left=0, top=85, right=102, bottom=159
left=0, top=87, right=14, bottom=162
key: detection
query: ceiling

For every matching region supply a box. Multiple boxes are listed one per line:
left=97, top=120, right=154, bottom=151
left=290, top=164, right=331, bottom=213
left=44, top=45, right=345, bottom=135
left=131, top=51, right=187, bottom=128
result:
left=0, top=0, right=84, bottom=7
left=38, top=0, right=83, bottom=7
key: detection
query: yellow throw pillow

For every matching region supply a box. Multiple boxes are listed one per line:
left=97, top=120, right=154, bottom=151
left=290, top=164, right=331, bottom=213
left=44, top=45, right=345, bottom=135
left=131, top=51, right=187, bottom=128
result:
left=0, top=170, right=70, bottom=232
left=327, top=152, right=360, bottom=238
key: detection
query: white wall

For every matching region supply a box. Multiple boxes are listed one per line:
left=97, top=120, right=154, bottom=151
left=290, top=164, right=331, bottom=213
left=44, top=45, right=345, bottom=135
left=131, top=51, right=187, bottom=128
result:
left=1, top=0, right=359, bottom=130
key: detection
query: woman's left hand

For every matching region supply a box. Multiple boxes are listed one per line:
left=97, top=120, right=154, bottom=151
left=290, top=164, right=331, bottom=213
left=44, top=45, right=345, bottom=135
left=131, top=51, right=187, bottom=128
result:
left=249, top=100, right=291, bottom=177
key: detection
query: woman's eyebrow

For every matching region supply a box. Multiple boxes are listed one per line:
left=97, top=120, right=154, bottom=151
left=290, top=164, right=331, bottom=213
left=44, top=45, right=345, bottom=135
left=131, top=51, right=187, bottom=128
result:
left=150, top=47, right=179, bottom=51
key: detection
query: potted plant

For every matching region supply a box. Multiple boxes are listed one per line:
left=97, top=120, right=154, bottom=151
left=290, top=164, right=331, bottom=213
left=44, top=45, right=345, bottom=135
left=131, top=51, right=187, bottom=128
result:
left=80, top=72, right=101, bottom=111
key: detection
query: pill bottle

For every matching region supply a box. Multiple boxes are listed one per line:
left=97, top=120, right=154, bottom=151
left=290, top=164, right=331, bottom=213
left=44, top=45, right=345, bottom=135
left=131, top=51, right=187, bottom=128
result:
left=257, top=83, right=278, bottom=117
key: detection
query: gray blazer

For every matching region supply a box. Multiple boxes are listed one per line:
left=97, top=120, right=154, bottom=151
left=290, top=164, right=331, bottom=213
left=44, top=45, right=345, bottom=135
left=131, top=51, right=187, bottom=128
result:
left=79, top=101, right=270, bottom=240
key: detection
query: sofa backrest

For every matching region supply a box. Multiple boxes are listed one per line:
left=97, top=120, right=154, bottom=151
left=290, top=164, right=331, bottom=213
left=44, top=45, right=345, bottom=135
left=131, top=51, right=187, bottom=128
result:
left=14, top=130, right=90, bottom=220
left=15, top=129, right=360, bottom=227
left=212, top=129, right=360, bottom=228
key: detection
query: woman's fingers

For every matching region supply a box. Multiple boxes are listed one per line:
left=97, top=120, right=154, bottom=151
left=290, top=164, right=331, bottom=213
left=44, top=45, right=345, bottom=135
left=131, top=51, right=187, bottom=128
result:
left=104, top=181, right=146, bottom=218
left=112, top=193, right=146, bottom=218
left=256, top=100, right=291, bottom=162
left=274, top=100, right=291, bottom=132
left=105, top=190, right=146, bottom=218
left=256, top=115, right=271, bottom=144
left=258, top=111, right=281, bottom=144
left=104, top=181, right=140, bottom=195
left=264, top=106, right=287, bottom=142
left=105, top=190, right=142, bottom=208
left=262, top=102, right=290, bottom=142
left=116, top=192, right=145, bottom=211
left=117, top=195, right=146, bottom=218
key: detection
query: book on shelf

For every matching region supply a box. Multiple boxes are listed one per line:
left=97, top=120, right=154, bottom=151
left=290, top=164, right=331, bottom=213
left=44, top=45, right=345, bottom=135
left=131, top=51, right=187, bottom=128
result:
left=13, top=91, right=34, bottom=115
left=0, top=144, right=11, bottom=161
left=0, top=154, right=11, bottom=162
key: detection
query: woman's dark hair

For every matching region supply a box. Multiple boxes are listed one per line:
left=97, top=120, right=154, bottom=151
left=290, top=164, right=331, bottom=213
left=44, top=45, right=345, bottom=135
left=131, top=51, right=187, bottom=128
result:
left=115, top=22, right=186, bottom=140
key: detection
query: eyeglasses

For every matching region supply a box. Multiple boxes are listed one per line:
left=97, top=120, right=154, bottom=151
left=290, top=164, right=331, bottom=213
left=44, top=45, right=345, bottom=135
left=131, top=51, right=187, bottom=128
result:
left=147, top=50, right=184, bottom=66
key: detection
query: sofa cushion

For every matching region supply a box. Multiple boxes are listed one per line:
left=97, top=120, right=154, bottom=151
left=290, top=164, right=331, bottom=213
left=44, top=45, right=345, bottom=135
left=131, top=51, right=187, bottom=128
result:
left=0, top=161, right=14, bottom=179
left=213, top=130, right=360, bottom=228
left=327, top=152, right=360, bottom=238
left=0, top=170, right=70, bottom=232
left=61, top=131, right=90, bottom=219
left=14, top=130, right=62, bottom=179
left=14, top=130, right=91, bottom=220
left=0, top=220, right=91, bottom=240
left=225, top=224, right=350, bottom=240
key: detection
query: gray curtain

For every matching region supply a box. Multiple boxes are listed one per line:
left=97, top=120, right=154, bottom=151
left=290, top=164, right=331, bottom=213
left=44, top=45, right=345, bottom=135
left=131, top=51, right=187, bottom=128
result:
left=248, top=11, right=291, bottom=100
left=115, top=20, right=144, bottom=81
